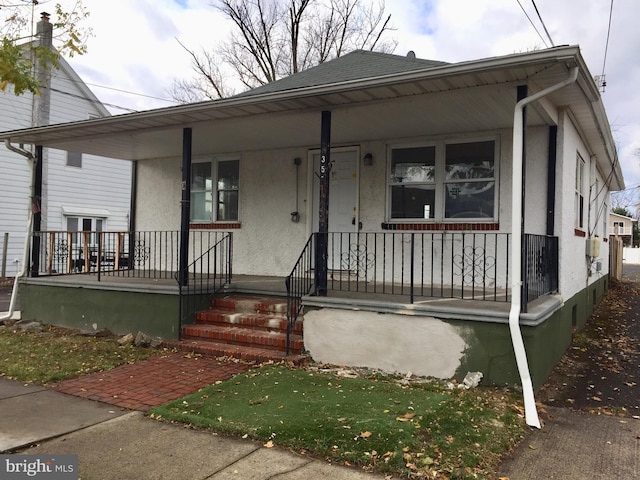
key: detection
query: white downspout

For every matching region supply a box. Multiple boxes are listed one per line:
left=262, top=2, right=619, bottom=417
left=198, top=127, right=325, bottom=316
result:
left=1, top=140, right=35, bottom=322
left=510, top=66, right=579, bottom=428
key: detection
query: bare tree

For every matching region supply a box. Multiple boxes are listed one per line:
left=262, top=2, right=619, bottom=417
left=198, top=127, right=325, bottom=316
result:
left=171, top=0, right=396, bottom=102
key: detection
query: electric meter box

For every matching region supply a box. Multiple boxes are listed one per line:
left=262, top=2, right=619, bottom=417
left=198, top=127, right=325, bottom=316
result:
left=586, top=237, right=600, bottom=257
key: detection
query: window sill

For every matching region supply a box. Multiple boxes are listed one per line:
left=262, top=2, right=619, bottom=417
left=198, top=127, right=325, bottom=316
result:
left=382, top=222, right=499, bottom=231
left=190, top=223, right=241, bottom=229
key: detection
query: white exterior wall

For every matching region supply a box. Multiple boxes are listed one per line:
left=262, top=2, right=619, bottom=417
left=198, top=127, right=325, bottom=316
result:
left=137, top=128, right=522, bottom=280
left=0, top=62, right=131, bottom=274
left=555, top=110, right=609, bottom=301
left=0, top=86, right=33, bottom=274
left=523, top=126, right=551, bottom=234
left=136, top=147, right=313, bottom=276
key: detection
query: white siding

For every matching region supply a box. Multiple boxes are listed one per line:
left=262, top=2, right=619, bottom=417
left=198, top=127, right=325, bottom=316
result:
left=0, top=62, right=131, bottom=274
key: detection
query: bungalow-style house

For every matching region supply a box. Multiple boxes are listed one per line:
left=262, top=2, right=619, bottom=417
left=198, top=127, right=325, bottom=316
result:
left=609, top=211, right=636, bottom=246
left=0, top=13, right=131, bottom=280
left=0, top=45, right=623, bottom=405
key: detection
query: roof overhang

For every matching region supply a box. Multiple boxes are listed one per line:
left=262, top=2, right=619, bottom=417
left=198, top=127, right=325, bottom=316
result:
left=0, top=44, right=623, bottom=190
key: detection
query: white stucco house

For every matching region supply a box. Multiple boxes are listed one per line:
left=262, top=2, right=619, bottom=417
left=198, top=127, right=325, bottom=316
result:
left=0, top=45, right=624, bottom=399
left=0, top=14, right=131, bottom=278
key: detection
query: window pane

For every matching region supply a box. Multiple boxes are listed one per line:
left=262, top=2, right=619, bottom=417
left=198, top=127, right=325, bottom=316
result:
left=391, top=146, right=435, bottom=183
left=191, top=191, right=212, bottom=221
left=218, top=160, right=239, bottom=190
left=445, top=181, right=495, bottom=218
left=217, top=190, right=238, bottom=221
left=192, top=163, right=211, bottom=190
left=391, top=185, right=435, bottom=219
left=445, top=141, right=494, bottom=180
left=66, top=151, right=82, bottom=168
left=191, top=163, right=212, bottom=221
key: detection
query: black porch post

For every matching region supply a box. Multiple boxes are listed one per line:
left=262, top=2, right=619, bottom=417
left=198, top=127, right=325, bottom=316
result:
left=30, top=145, right=44, bottom=277
left=178, top=128, right=192, bottom=287
left=316, top=111, right=331, bottom=296
left=517, top=85, right=528, bottom=311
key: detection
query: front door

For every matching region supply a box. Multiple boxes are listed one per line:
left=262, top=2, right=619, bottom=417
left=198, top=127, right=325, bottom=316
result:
left=311, top=148, right=359, bottom=271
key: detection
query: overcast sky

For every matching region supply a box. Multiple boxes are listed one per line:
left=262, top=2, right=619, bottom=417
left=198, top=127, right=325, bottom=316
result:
left=19, top=0, right=640, bottom=202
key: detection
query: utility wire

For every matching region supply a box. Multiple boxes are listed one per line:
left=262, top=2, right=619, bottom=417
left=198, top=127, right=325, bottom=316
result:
left=515, top=0, right=549, bottom=48
left=600, top=0, right=614, bottom=84
left=531, top=0, right=554, bottom=47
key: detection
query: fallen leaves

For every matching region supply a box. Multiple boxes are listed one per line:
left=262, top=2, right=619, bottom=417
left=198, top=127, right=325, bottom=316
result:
left=396, top=412, right=416, bottom=422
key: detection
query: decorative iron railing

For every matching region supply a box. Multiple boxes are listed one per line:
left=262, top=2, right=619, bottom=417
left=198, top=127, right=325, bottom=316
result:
left=522, top=233, right=559, bottom=311
left=178, top=232, right=233, bottom=334
left=322, top=231, right=512, bottom=301
left=30, top=230, right=228, bottom=280
left=285, top=231, right=560, bottom=350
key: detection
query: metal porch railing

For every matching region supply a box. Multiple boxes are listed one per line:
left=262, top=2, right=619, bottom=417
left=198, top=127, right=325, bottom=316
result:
left=285, top=231, right=559, bottom=352
left=177, top=232, right=233, bottom=334
left=522, top=233, right=559, bottom=311
left=30, top=230, right=229, bottom=280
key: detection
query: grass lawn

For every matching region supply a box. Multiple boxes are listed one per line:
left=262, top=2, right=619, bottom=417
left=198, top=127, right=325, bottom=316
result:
left=0, top=325, right=159, bottom=384
left=151, top=364, right=526, bottom=479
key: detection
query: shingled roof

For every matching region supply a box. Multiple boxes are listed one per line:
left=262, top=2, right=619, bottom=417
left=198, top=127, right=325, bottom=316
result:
left=232, top=49, right=448, bottom=98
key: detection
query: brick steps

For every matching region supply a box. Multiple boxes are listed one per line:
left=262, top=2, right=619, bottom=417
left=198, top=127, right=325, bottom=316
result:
left=182, top=324, right=303, bottom=353
left=167, top=295, right=306, bottom=364
left=195, top=311, right=303, bottom=334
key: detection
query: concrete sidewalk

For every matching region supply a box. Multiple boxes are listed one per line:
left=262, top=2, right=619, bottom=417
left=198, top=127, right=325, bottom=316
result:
left=0, top=378, right=380, bottom=479
left=498, top=407, right=640, bottom=479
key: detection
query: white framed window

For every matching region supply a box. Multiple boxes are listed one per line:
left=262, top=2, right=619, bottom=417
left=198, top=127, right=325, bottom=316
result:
left=388, top=138, right=498, bottom=221
left=66, top=216, right=103, bottom=246
left=190, top=158, right=240, bottom=222
left=66, top=151, right=82, bottom=168
left=575, top=153, right=585, bottom=229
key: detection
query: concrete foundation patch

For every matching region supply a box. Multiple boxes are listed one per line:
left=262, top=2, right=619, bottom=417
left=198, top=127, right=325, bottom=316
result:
left=304, top=309, right=467, bottom=378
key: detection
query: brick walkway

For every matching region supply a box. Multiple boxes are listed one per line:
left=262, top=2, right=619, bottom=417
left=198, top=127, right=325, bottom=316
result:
left=52, top=352, right=253, bottom=412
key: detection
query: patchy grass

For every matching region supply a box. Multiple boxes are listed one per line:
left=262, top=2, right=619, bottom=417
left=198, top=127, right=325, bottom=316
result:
left=151, top=364, right=526, bottom=479
left=0, top=325, right=159, bottom=384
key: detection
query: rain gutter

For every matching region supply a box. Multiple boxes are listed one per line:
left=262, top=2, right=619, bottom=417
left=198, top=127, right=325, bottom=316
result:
left=510, top=66, right=579, bottom=428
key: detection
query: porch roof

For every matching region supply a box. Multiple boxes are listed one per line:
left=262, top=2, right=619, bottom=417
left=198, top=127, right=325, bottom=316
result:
left=0, top=45, right=623, bottom=190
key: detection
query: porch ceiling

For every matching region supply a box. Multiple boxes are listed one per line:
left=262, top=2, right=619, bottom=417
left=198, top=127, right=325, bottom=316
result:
left=0, top=45, right=622, bottom=189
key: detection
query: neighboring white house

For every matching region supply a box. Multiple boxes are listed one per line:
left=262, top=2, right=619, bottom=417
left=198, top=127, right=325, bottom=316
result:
left=0, top=14, right=131, bottom=276
left=0, top=45, right=625, bottom=392
left=609, top=211, right=636, bottom=246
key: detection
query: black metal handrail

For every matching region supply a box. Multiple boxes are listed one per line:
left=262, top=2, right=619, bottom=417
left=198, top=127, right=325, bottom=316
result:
left=177, top=232, right=233, bottom=335
left=285, top=234, right=316, bottom=354
left=321, top=231, right=512, bottom=301
left=30, top=230, right=230, bottom=281
left=285, top=231, right=559, bottom=343
left=522, top=233, right=559, bottom=311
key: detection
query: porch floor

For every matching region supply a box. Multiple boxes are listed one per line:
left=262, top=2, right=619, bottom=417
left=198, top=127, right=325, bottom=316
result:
left=21, top=273, right=561, bottom=326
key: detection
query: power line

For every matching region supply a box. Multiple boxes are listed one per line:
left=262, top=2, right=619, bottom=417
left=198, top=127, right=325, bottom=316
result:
left=515, top=0, right=549, bottom=48
left=530, top=0, right=554, bottom=47
left=598, top=0, right=614, bottom=93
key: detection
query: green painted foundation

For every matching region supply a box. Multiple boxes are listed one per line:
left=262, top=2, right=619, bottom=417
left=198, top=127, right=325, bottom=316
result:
left=19, top=283, right=181, bottom=339
left=452, top=275, right=609, bottom=390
